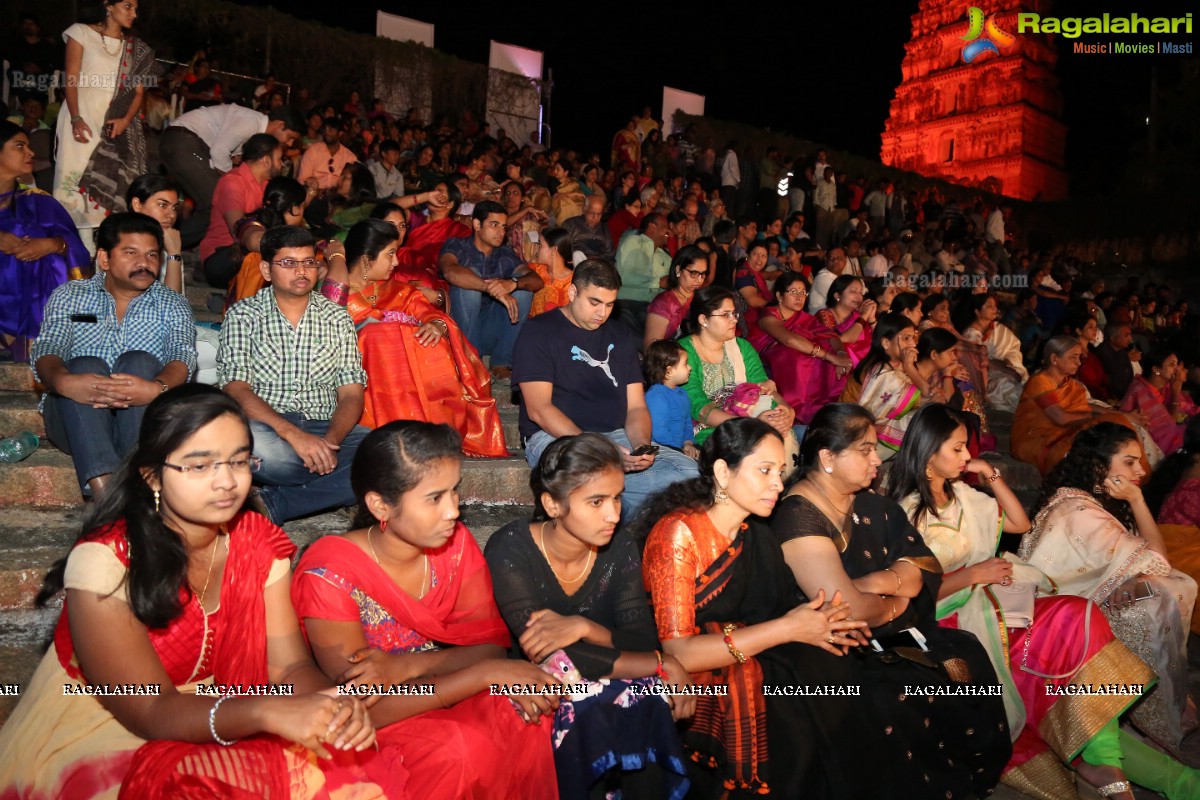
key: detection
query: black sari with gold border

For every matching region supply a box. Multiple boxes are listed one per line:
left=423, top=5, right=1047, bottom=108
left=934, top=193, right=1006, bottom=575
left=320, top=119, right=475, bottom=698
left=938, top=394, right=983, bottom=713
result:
left=772, top=492, right=1011, bottom=800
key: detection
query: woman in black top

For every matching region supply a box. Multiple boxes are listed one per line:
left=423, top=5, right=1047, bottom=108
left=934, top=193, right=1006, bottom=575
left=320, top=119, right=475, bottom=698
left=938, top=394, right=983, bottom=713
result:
left=485, top=433, right=692, bottom=800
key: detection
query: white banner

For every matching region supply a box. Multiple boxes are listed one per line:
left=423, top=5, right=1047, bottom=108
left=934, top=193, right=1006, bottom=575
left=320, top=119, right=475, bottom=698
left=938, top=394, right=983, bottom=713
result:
left=375, top=11, right=434, bottom=46
left=662, top=86, right=705, bottom=134
left=487, top=41, right=543, bottom=147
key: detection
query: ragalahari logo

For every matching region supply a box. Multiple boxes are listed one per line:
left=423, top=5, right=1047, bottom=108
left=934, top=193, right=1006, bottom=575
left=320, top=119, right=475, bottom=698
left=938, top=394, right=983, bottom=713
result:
left=961, top=7, right=1017, bottom=63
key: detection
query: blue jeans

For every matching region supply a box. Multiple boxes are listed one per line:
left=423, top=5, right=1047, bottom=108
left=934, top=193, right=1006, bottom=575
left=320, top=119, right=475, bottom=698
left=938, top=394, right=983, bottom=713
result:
left=525, top=428, right=699, bottom=521
left=43, top=351, right=162, bottom=489
left=250, top=415, right=369, bottom=523
left=447, top=285, right=533, bottom=368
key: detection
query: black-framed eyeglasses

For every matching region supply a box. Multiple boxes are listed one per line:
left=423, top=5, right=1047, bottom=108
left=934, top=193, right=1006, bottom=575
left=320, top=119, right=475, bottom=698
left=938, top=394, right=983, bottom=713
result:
left=709, top=310, right=740, bottom=320
left=162, top=457, right=263, bottom=477
left=683, top=268, right=708, bottom=279
left=272, top=258, right=320, bottom=271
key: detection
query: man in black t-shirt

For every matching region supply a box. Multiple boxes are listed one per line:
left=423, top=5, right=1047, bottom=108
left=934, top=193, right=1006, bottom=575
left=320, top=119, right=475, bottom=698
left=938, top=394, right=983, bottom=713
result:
left=513, top=260, right=698, bottom=518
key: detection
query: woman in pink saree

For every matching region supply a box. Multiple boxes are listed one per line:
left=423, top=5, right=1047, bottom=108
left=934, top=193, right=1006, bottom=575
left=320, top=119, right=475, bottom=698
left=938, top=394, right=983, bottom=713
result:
left=815, top=274, right=875, bottom=366
left=751, top=273, right=852, bottom=425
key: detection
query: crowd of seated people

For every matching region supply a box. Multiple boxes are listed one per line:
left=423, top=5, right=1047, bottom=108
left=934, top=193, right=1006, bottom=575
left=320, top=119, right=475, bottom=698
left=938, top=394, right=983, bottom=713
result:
left=9, top=46, right=1200, bottom=797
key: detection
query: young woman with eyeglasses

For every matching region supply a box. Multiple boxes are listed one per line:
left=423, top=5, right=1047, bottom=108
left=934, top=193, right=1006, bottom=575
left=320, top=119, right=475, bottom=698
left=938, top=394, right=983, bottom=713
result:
left=0, top=385, right=400, bottom=798
left=644, top=245, right=709, bottom=350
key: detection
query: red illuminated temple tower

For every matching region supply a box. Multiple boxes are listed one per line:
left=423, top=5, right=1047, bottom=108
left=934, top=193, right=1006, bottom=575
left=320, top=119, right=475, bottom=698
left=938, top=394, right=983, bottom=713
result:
left=881, top=0, right=1068, bottom=201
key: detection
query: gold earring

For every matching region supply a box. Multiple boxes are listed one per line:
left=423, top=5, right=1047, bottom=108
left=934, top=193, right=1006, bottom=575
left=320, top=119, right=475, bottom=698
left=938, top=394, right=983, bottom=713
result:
left=153, top=490, right=160, bottom=513
left=714, top=483, right=730, bottom=504
left=925, top=465, right=934, bottom=480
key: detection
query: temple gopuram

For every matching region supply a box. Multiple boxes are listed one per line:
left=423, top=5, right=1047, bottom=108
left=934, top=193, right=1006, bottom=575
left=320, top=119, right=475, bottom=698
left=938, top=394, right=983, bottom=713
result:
left=881, top=0, right=1069, bottom=201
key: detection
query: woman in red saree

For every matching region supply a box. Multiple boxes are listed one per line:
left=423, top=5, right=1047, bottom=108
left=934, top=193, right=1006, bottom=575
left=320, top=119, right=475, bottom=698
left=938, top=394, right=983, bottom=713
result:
left=396, top=181, right=469, bottom=290
left=292, top=421, right=559, bottom=800
left=751, top=273, right=851, bottom=426
left=888, top=404, right=1196, bottom=800
left=1120, top=349, right=1197, bottom=457
left=323, top=219, right=507, bottom=458
left=0, top=385, right=396, bottom=800
left=814, top=274, right=875, bottom=366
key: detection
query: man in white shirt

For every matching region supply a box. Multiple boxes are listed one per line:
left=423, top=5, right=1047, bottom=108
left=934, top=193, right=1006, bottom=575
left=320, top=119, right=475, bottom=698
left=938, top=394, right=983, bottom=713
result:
left=864, top=239, right=901, bottom=279
left=985, top=204, right=1011, bottom=274
left=367, top=139, right=405, bottom=200
left=161, top=104, right=304, bottom=248
left=808, top=246, right=848, bottom=313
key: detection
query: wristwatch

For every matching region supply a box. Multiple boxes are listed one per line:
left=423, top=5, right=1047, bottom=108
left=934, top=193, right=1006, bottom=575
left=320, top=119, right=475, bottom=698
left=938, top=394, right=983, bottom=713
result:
left=166, top=254, right=183, bottom=262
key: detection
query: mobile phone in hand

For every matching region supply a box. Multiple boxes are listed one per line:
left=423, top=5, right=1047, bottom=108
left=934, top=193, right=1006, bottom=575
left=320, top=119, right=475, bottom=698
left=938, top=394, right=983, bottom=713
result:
left=630, top=445, right=659, bottom=457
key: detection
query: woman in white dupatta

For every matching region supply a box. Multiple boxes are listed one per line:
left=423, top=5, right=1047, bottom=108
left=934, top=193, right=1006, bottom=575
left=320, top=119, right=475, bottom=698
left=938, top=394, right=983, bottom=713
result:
left=889, top=405, right=1200, bottom=800
left=960, top=294, right=1028, bottom=413
left=1021, top=422, right=1198, bottom=760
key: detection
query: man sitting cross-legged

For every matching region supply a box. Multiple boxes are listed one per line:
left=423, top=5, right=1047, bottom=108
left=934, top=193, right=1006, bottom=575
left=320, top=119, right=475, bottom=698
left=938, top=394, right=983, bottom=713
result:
left=32, top=212, right=196, bottom=497
left=217, top=225, right=368, bottom=523
left=513, top=258, right=698, bottom=520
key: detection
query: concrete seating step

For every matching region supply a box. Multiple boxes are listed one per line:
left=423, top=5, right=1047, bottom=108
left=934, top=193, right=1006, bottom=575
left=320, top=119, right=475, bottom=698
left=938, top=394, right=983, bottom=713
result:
left=0, top=362, right=34, bottom=393
left=0, top=445, right=534, bottom=509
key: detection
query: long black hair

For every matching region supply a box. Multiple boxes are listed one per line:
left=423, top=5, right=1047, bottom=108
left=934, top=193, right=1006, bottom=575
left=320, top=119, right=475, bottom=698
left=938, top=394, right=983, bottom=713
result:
left=252, top=176, right=306, bottom=230
left=797, top=403, right=875, bottom=480
left=666, top=244, right=708, bottom=290
left=350, top=421, right=462, bottom=528
left=627, top=418, right=783, bottom=542
left=1144, top=414, right=1200, bottom=516
left=1039, top=422, right=1139, bottom=529
left=825, top=274, right=863, bottom=312
left=888, top=403, right=970, bottom=523
left=853, top=312, right=914, bottom=383
left=36, top=386, right=255, bottom=629
left=530, top=433, right=624, bottom=522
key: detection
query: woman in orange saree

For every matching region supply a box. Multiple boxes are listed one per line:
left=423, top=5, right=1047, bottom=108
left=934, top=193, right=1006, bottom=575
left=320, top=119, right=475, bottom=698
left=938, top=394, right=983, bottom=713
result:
left=323, top=220, right=507, bottom=458
left=0, top=386, right=398, bottom=800
left=1013, top=336, right=1145, bottom=475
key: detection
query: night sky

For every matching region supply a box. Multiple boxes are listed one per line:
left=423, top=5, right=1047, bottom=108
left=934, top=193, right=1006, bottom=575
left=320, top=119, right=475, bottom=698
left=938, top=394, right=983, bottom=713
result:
left=230, top=0, right=1196, bottom=196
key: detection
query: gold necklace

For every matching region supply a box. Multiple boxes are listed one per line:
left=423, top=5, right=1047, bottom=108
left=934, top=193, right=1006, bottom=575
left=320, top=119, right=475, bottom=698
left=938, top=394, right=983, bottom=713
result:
left=94, top=24, right=125, bottom=56
left=538, top=521, right=593, bottom=584
left=811, top=478, right=852, bottom=518
left=368, top=525, right=429, bottom=598
left=191, top=534, right=222, bottom=610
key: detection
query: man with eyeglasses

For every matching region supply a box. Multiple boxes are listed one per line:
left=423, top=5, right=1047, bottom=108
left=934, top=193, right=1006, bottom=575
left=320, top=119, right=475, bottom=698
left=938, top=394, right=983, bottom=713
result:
left=217, top=226, right=368, bottom=523
left=32, top=213, right=197, bottom=499
left=439, top=200, right=543, bottom=380
left=562, top=194, right=614, bottom=262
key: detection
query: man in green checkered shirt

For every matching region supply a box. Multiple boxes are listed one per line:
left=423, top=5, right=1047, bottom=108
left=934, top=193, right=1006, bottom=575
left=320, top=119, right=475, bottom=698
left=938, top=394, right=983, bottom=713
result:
left=217, top=226, right=368, bottom=522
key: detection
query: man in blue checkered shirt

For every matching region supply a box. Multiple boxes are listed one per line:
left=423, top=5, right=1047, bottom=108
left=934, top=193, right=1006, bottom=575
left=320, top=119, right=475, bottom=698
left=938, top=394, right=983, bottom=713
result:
left=218, top=225, right=368, bottom=523
left=32, top=213, right=197, bottom=497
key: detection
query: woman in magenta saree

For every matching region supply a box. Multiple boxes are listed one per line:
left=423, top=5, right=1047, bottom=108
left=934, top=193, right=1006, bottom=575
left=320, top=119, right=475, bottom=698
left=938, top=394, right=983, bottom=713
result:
left=814, top=274, right=875, bottom=366
left=890, top=404, right=1198, bottom=800
left=293, top=421, right=559, bottom=800
left=752, top=273, right=852, bottom=425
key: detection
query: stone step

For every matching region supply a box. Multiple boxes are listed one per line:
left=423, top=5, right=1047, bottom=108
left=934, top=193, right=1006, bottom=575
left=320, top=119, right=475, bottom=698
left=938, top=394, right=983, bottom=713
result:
left=0, top=388, right=522, bottom=458
left=0, top=362, right=34, bottom=393
left=0, top=444, right=533, bottom=509
left=0, top=502, right=536, bottom=612
left=0, top=606, right=59, bottom=725
left=0, top=392, right=44, bottom=437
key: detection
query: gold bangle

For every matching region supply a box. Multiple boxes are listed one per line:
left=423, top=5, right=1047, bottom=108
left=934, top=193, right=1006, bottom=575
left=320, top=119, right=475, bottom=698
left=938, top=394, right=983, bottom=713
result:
left=884, top=567, right=902, bottom=594
left=722, top=622, right=747, bottom=664
left=327, top=252, right=345, bottom=260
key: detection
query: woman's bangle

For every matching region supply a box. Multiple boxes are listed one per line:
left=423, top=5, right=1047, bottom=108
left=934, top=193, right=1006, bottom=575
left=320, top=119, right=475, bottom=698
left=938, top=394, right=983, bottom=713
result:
left=326, top=252, right=345, bottom=260
left=700, top=404, right=717, bottom=426
left=429, top=318, right=449, bottom=333
left=57, top=238, right=68, bottom=255
left=879, top=595, right=895, bottom=623
left=209, top=695, right=238, bottom=746
left=433, top=685, right=449, bottom=708
left=320, top=280, right=349, bottom=305
left=654, top=650, right=670, bottom=682
left=435, top=288, right=446, bottom=308
left=986, top=468, right=1002, bottom=483
left=722, top=623, right=747, bottom=664
left=884, top=567, right=902, bottom=594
